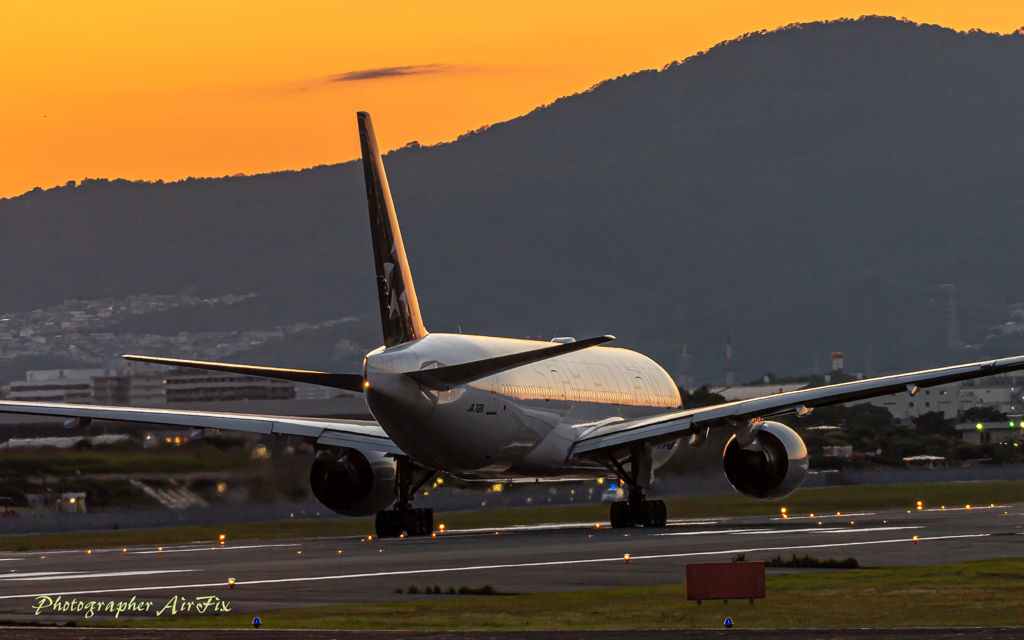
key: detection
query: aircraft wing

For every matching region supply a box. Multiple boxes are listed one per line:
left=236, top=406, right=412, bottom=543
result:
left=571, top=353, right=1024, bottom=455
left=0, top=401, right=403, bottom=455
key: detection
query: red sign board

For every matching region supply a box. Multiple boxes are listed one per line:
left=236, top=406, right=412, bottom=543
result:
left=685, top=562, right=766, bottom=601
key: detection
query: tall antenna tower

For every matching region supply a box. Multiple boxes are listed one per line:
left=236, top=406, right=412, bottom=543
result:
left=940, top=284, right=963, bottom=350
left=725, top=332, right=734, bottom=387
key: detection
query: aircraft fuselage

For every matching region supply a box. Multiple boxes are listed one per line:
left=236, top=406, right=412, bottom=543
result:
left=363, top=333, right=682, bottom=478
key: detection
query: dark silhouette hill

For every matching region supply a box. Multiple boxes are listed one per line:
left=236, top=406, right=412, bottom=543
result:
left=3, top=16, right=1024, bottom=384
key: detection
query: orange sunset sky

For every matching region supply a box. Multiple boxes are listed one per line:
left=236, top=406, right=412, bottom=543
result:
left=3, top=1, right=1023, bottom=200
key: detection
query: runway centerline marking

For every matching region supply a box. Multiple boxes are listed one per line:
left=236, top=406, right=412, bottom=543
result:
left=438, top=518, right=720, bottom=535
left=729, top=526, right=922, bottom=536
left=660, top=526, right=921, bottom=537
left=0, top=533, right=988, bottom=602
left=0, top=569, right=197, bottom=582
left=131, top=543, right=300, bottom=555
left=771, top=512, right=875, bottom=520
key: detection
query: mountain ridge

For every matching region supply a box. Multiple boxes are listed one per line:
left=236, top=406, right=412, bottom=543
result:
left=3, top=16, right=1024, bottom=385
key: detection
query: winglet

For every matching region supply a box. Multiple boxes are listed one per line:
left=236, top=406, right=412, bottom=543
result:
left=358, top=112, right=428, bottom=347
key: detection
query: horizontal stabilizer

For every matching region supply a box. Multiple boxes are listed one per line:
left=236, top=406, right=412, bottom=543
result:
left=406, top=335, right=615, bottom=391
left=122, top=355, right=364, bottom=393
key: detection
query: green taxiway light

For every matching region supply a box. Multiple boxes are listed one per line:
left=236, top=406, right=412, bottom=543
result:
left=976, top=423, right=983, bottom=430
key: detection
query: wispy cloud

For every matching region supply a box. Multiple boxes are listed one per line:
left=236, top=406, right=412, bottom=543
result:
left=327, top=64, right=451, bottom=83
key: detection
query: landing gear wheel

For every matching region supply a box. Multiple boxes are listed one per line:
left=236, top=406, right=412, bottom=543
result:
left=375, top=508, right=434, bottom=538
left=375, top=510, right=397, bottom=538
left=610, top=499, right=666, bottom=529
left=610, top=501, right=635, bottom=528
left=416, top=507, right=434, bottom=535
left=638, top=499, right=667, bottom=528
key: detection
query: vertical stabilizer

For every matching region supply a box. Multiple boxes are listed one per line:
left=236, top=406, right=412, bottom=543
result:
left=357, top=112, right=428, bottom=347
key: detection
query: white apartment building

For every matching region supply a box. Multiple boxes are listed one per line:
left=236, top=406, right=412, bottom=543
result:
left=126, top=360, right=172, bottom=405
left=161, top=370, right=295, bottom=403
left=293, top=383, right=347, bottom=401
left=7, top=362, right=295, bottom=406
left=125, top=361, right=295, bottom=404
left=8, top=369, right=113, bottom=403
left=858, top=382, right=1024, bottom=422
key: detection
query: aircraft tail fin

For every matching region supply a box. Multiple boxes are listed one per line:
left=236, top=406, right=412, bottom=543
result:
left=357, top=111, right=428, bottom=347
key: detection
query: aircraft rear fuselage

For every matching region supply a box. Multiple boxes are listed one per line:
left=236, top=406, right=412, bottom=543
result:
left=363, top=333, right=682, bottom=478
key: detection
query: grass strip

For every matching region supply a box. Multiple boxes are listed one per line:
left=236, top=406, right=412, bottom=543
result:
left=3, top=478, right=1021, bottom=552
left=89, top=558, right=1024, bottom=629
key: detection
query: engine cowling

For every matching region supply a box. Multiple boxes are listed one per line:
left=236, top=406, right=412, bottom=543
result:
left=722, top=421, right=808, bottom=500
left=309, top=447, right=397, bottom=516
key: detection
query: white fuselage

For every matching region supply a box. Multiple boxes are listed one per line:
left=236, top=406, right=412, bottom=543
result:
left=362, top=334, right=683, bottom=479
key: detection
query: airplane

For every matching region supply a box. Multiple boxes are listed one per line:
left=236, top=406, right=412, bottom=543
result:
left=4, top=111, right=1024, bottom=538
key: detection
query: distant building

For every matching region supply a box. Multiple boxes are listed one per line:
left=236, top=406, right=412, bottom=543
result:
left=831, top=351, right=845, bottom=373
left=126, top=360, right=171, bottom=405
left=162, top=369, right=295, bottom=403
left=956, top=385, right=1023, bottom=416
left=711, top=383, right=810, bottom=401
left=128, top=359, right=299, bottom=403
left=293, top=383, right=346, bottom=401
left=25, top=493, right=59, bottom=509
left=903, top=455, right=947, bottom=468
left=8, top=362, right=297, bottom=405
left=854, top=382, right=1024, bottom=422
left=58, top=492, right=87, bottom=514
left=8, top=369, right=113, bottom=403
left=957, top=420, right=1023, bottom=446
left=92, top=375, right=130, bottom=405
left=856, top=384, right=963, bottom=421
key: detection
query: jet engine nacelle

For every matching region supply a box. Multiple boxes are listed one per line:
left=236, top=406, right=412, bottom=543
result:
left=722, top=421, right=808, bottom=500
left=309, top=447, right=397, bottom=516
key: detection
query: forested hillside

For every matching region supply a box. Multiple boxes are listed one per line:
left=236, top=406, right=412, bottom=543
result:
left=3, top=16, right=1024, bottom=384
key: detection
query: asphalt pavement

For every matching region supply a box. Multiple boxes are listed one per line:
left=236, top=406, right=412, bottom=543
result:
left=0, top=503, right=1020, bottom=625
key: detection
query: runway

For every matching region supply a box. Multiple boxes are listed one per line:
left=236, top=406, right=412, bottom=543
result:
left=0, top=503, right=1021, bottom=622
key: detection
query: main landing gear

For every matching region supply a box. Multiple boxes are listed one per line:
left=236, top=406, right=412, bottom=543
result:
left=375, top=456, right=436, bottom=538
left=605, top=443, right=668, bottom=529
